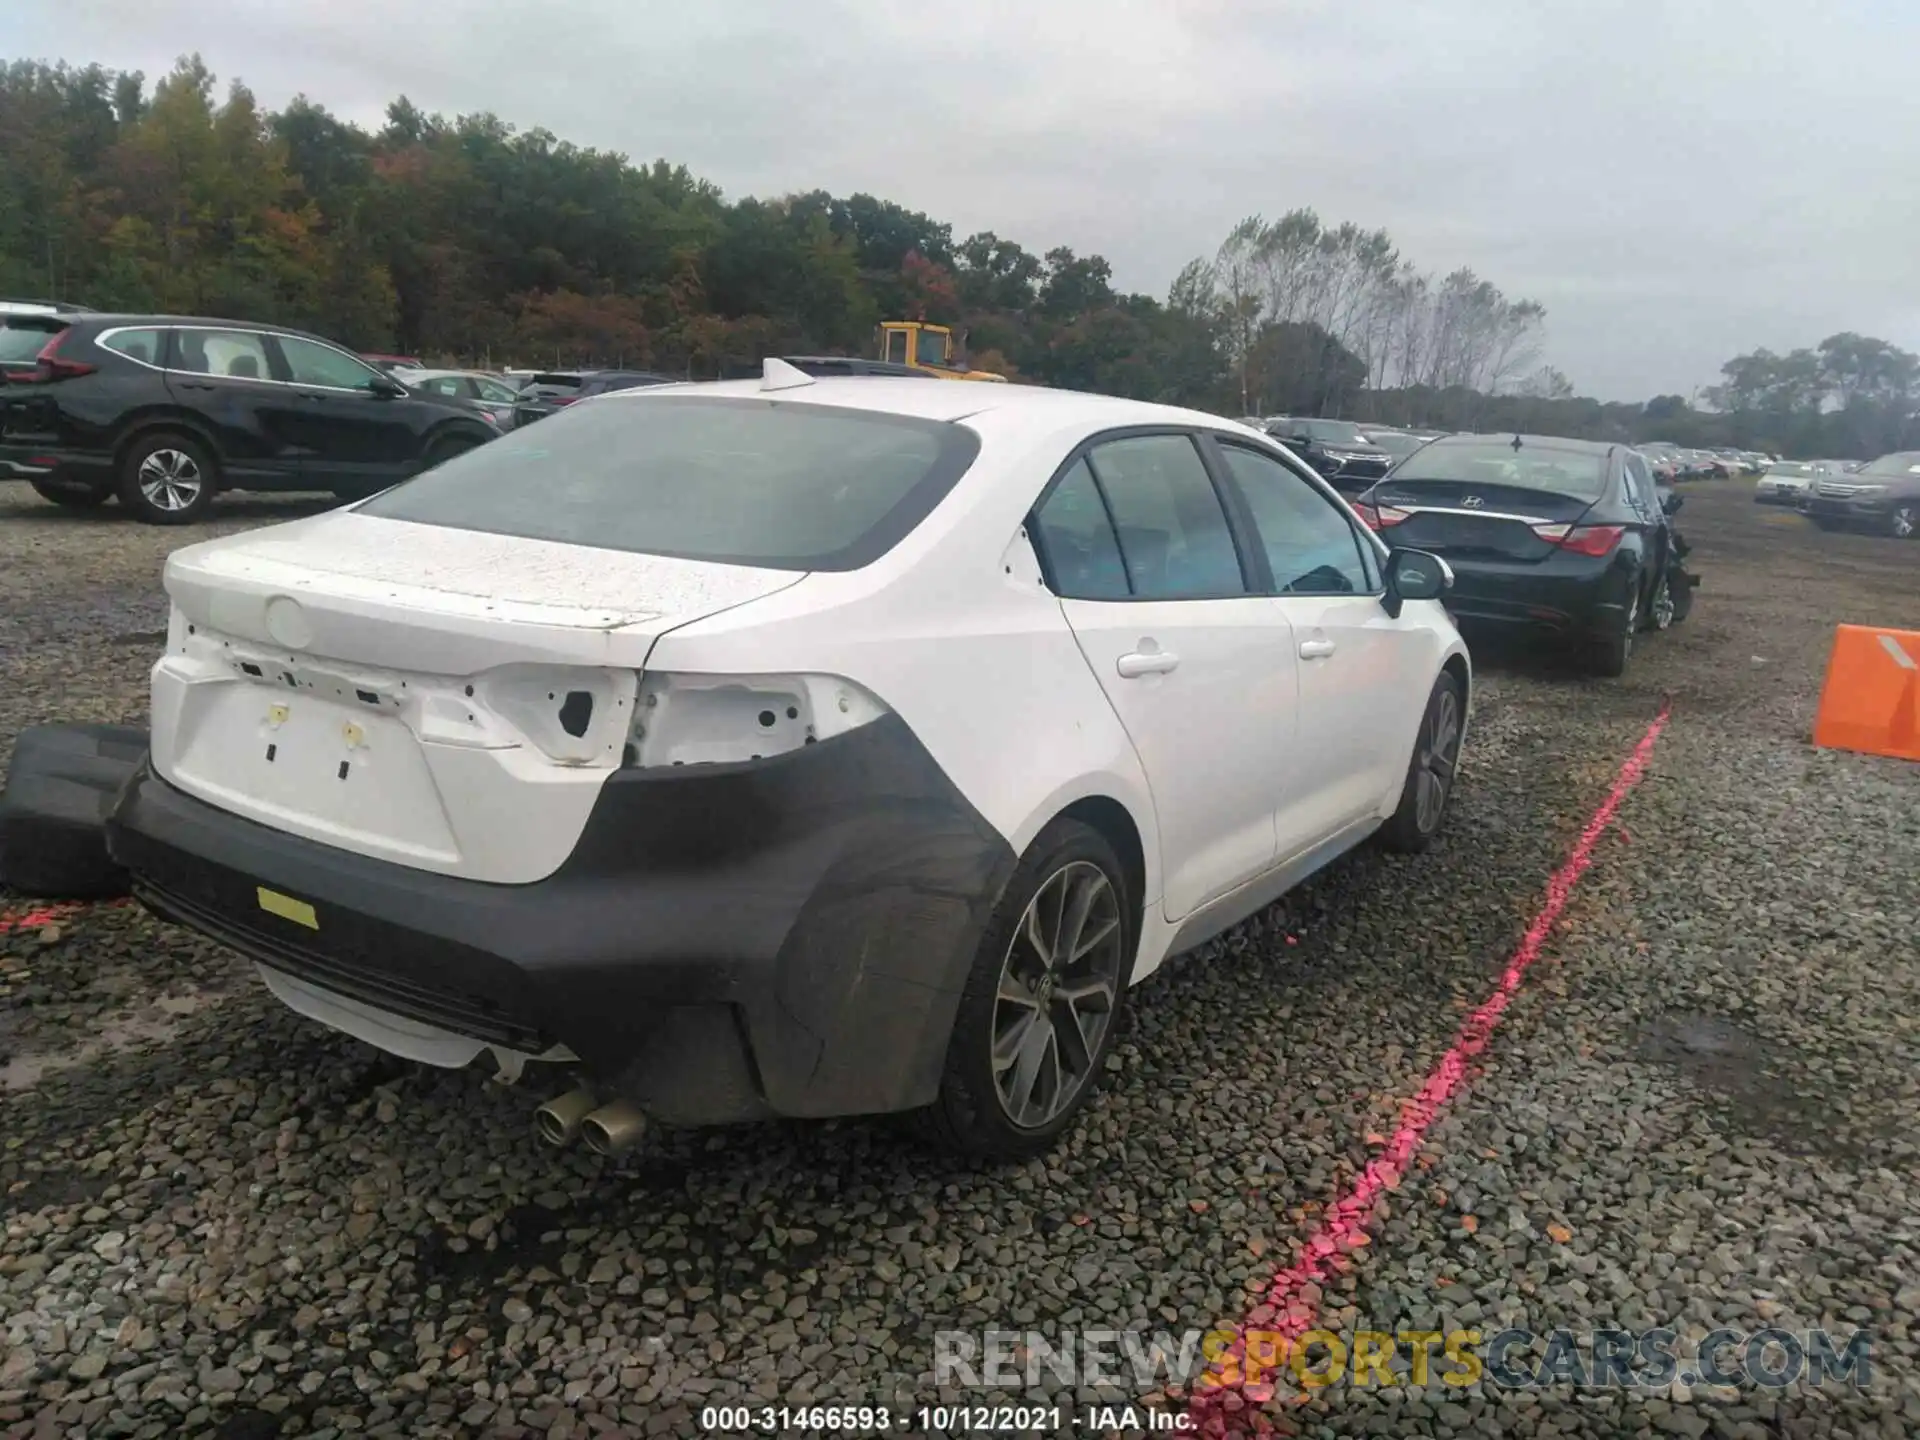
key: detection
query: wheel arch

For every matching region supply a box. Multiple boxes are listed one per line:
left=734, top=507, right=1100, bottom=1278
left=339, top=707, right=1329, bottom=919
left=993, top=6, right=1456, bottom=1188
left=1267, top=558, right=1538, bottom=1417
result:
left=111, top=410, right=225, bottom=476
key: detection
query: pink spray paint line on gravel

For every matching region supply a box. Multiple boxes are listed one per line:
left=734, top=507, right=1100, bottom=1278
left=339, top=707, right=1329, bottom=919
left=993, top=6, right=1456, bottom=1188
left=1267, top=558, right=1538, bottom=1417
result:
left=0, top=898, right=128, bottom=936
left=1182, top=705, right=1671, bottom=1437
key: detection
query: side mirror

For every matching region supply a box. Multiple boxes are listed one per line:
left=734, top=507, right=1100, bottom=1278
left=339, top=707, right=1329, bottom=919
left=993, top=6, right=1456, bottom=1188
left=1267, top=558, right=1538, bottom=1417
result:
left=1382, top=547, right=1451, bottom=618
left=369, top=374, right=408, bottom=399
left=1661, top=491, right=1682, bottom=516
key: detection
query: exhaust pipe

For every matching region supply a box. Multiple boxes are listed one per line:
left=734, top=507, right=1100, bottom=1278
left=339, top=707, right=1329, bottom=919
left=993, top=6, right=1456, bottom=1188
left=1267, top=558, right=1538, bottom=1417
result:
left=535, top=1087, right=597, bottom=1147
left=580, top=1099, right=648, bottom=1157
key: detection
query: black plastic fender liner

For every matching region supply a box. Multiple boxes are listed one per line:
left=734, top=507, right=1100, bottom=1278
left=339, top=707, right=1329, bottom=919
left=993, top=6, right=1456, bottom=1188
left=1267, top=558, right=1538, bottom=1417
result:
left=109, top=714, right=1020, bottom=1122
left=0, top=724, right=149, bottom=898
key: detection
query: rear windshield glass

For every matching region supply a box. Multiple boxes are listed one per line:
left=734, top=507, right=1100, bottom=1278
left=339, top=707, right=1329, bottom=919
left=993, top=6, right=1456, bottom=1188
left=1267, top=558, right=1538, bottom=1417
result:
left=1392, top=441, right=1610, bottom=497
left=1859, top=452, right=1920, bottom=477
left=359, top=395, right=981, bottom=571
left=0, top=319, right=63, bottom=363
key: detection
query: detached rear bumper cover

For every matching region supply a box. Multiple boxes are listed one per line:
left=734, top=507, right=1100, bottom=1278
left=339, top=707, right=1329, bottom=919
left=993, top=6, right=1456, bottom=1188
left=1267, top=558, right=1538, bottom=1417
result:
left=107, top=715, right=1015, bottom=1124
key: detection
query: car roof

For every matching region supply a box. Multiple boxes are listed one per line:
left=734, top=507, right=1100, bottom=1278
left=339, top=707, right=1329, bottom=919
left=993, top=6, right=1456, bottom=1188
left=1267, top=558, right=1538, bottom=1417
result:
left=606, top=374, right=1257, bottom=433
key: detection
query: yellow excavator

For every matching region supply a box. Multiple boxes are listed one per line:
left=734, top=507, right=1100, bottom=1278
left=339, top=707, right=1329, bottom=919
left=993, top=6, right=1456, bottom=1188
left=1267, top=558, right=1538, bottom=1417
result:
left=875, top=321, right=1008, bottom=382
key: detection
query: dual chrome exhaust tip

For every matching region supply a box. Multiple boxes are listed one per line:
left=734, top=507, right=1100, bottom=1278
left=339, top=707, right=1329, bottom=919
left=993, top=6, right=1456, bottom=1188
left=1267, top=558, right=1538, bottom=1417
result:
left=535, top=1088, right=647, bottom=1157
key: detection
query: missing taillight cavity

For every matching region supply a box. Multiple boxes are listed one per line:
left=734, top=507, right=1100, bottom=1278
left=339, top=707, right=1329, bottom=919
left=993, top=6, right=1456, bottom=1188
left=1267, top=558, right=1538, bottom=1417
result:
left=557, top=690, right=594, bottom=738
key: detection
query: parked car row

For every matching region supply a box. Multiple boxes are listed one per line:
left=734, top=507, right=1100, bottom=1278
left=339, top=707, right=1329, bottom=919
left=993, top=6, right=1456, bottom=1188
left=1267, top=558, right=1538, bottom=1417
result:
left=1635, top=443, right=1770, bottom=482
left=1795, top=452, right=1920, bottom=539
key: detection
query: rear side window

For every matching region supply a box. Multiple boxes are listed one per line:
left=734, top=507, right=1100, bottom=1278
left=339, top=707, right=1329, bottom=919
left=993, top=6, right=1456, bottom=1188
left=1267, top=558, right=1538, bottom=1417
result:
left=1085, top=434, right=1246, bottom=599
left=174, top=329, right=271, bottom=380
left=359, top=396, right=981, bottom=572
left=1032, top=459, right=1130, bottom=600
left=99, top=328, right=163, bottom=366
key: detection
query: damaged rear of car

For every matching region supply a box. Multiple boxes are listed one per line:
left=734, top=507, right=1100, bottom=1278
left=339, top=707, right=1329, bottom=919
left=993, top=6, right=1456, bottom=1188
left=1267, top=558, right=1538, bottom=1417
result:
left=107, top=389, right=1015, bottom=1150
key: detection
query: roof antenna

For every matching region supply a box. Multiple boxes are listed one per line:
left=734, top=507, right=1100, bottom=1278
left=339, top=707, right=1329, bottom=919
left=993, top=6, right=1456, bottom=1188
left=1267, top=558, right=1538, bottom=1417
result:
left=760, top=357, right=815, bottom=392
left=1510, top=434, right=1524, bottom=451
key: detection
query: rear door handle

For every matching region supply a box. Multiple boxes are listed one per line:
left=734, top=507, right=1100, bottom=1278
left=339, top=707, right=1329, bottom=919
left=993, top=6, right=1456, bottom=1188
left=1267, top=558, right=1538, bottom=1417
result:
left=1116, top=649, right=1179, bottom=678
left=1299, top=638, right=1337, bottom=659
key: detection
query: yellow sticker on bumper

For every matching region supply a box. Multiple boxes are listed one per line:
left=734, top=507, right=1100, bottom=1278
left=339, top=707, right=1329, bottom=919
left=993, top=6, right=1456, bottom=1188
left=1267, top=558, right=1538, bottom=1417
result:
left=256, top=887, right=318, bottom=930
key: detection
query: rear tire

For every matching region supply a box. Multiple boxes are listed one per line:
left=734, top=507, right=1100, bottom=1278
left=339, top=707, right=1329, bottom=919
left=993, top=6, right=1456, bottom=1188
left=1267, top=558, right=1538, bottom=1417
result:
left=1379, top=671, right=1465, bottom=854
left=421, top=431, right=483, bottom=472
left=29, top=477, right=112, bottom=510
left=1587, top=590, right=1637, bottom=677
left=915, top=819, right=1132, bottom=1161
left=117, top=432, right=218, bottom=525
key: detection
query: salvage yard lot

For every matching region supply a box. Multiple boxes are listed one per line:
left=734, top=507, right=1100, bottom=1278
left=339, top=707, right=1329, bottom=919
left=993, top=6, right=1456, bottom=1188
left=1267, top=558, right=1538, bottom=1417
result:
left=2, top=484, right=1917, bottom=1439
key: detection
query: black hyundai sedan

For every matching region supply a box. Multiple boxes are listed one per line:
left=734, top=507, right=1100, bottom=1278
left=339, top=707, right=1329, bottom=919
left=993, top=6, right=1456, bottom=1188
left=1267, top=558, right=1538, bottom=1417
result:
left=0, top=312, right=496, bottom=523
left=1354, top=433, right=1683, bottom=676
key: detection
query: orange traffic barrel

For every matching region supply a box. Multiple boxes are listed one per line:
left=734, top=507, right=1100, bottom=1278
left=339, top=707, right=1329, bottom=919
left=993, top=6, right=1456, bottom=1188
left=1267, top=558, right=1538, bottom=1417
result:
left=1811, top=624, right=1920, bottom=762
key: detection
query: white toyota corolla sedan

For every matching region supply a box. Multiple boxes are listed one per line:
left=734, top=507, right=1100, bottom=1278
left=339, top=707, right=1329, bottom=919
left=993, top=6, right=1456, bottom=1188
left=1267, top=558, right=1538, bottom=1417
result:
left=107, top=362, right=1470, bottom=1159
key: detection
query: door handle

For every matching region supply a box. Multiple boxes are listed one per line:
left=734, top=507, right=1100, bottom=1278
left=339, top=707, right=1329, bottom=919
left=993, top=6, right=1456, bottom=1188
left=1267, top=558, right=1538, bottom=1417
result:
left=1116, top=649, right=1179, bottom=678
left=1299, top=638, right=1337, bottom=659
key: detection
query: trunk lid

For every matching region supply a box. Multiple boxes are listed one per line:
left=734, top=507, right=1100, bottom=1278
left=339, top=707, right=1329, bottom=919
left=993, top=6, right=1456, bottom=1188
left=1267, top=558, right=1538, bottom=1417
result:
left=1367, top=479, right=1600, bottom=562
left=153, top=510, right=806, bottom=883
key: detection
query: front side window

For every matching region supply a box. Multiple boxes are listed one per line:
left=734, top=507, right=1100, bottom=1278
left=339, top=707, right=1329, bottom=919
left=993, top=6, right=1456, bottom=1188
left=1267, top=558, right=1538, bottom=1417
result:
left=1084, top=434, right=1246, bottom=599
left=1216, top=443, right=1372, bottom=595
left=417, top=376, right=465, bottom=398
left=276, top=335, right=385, bottom=391
left=359, top=396, right=979, bottom=571
left=174, top=329, right=271, bottom=381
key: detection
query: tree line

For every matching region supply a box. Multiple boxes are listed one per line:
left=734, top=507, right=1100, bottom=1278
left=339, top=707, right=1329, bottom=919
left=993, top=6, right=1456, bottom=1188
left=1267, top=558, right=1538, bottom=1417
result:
left=2, top=55, right=1913, bottom=458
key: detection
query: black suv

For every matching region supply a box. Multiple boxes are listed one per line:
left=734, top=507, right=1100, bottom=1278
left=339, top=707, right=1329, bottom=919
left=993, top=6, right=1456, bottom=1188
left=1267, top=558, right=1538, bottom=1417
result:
left=1264, top=416, right=1394, bottom=494
left=510, top=370, right=675, bottom=428
left=0, top=313, right=497, bottom=524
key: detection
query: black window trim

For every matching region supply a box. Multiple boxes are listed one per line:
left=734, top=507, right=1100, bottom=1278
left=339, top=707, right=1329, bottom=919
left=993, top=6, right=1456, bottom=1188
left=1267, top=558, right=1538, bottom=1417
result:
left=1025, top=424, right=1264, bottom=604
left=1200, top=432, right=1387, bottom=600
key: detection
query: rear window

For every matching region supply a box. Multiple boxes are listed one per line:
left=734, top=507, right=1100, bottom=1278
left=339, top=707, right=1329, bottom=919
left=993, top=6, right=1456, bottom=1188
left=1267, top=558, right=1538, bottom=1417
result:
left=1393, top=440, right=1610, bottom=497
left=359, top=395, right=982, bottom=571
left=0, top=319, right=63, bottom=363
left=528, top=373, right=585, bottom=390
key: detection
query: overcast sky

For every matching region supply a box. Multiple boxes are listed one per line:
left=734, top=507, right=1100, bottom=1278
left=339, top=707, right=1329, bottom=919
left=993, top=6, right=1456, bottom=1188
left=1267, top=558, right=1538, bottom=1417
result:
left=13, top=0, right=1920, bottom=399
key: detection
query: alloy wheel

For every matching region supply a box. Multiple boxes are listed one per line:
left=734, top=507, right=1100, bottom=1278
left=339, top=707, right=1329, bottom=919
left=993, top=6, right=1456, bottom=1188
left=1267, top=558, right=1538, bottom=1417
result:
left=1650, top=576, right=1676, bottom=630
left=1894, top=506, right=1916, bottom=540
left=991, top=861, right=1124, bottom=1130
left=137, top=449, right=204, bottom=512
left=1415, top=686, right=1462, bottom=834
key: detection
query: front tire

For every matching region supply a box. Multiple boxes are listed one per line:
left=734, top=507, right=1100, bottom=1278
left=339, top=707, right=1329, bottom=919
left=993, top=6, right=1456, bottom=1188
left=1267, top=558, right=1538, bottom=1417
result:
left=1379, top=671, right=1465, bottom=854
left=421, top=431, right=483, bottom=472
left=1890, top=504, right=1917, bottom=540
left=917, top=820, right=1132, bottom=1160
left=117, top=432, right=218, bottom=525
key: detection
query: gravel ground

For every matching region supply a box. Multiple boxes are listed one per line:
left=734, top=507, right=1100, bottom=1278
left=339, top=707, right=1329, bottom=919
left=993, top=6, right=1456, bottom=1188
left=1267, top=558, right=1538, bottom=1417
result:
left=1, top=482, right=1916, bottom=1439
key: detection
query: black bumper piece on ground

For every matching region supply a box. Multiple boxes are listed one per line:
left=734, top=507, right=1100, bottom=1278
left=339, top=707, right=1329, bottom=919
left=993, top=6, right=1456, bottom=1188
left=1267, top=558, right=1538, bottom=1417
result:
left=0, top=723, right=148, bottom=897
left=107, top=715, right=1017, bottom=1125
